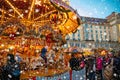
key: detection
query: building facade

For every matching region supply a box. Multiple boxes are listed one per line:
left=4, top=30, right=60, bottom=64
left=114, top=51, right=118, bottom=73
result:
left=64, top=12, right=120, bottom=50
left=106, top=12, right=120, bottom=42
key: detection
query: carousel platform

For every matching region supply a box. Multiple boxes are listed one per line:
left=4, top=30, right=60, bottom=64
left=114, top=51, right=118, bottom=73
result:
left=20, top=68, right=85, bottom=80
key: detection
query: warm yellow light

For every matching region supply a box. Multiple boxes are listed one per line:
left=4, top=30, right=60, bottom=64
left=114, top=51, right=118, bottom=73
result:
left=5, top=49, right=9, bottom=52
left=66, top=26, right=70, bottom=29
left=9, top=46, right=15, bottom=50
left=35, top=0, right=41, bottom=5
left=101, top=50, right=106, bottom=55
left=73, top=15, right=77, bottom=20
left=1, top=44, right=4, bottom=47
left=36, top=50, right=39, bottom=53
left=24, top=0, right=27, bottom=2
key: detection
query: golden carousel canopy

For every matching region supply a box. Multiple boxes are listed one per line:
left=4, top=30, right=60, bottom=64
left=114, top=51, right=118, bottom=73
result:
left=0, top=0, right=81, bottom=37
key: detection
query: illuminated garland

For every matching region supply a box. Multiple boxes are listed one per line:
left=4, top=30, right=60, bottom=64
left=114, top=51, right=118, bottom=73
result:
left=0, top=22, right=25, bottom=40
left=0, top=19, right=26, bottom=35
left=24, top=30, right=40, bottom=37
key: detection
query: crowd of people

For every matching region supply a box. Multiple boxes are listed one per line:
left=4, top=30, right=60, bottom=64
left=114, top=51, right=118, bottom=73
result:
left=0, top=46, right=120, bottom=80
left=69, top=50, right=120, bottom=80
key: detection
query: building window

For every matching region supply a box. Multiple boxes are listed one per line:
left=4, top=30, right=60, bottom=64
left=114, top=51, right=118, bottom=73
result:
left=91, top=30, right=93, bottom=32
left=84, top=24, right=89, bottom=40
left=78, top=30, right=80, bottom=40
left=104, top=26, right=106, bottom=29
left=77, top=44, right=80, bottom=47
left=99, top=44, right=102, bottom=47
left=96, top=31, right=98, bottom=33
left=105, top=44, right=108, bottom=47
left=75, top=43, right=78, bottom=46
left=90, top=25, right=92, bottom=28
left=70, top=43, right=74, bottom=47
left=91, top=35, right=93, bottom=40
left=72, top=33, right=75, bottom=40
left=78, top=35, right=80, bottom=41
left=86, top=33, right=89, bottom=40
left=85, top=24, right=88, bottom=28
left=95, top=43, right=98, bottom=47
left=96, top=34, right=98, bottom=41
left=75, top=43, right=80, bottom=47
left=81, top=43, right=85, bottom=48
left=105, top=35, right=107, bottom=40
left=82, top=17, right=85, bottom=22
left=101, top=34, right=102, bottom=40
left=85, top=32, right=89, bottom=40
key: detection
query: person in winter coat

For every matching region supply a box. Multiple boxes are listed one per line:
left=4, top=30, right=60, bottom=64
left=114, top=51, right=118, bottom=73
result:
left=96, top=55, right=103, bottom=80
left=85, top=56, right=96, bottom=80
left=1, top=53, right=21, bottom=80
left=113, top=51, right=120, bottom=79
left=40, top=46, right=48, bottom=67
left=69, top=54, right=79, bottom=70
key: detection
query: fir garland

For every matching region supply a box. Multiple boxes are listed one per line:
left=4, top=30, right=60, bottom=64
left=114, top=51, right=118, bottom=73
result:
left=50, top=1, right=71, bottom=12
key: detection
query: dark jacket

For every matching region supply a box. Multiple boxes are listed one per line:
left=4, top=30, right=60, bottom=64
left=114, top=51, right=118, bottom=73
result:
left=2, top=54, right=20, bottom=80
left=69, top=57, right=79, bottom=70
left=41, top=47, right=47, bottom=57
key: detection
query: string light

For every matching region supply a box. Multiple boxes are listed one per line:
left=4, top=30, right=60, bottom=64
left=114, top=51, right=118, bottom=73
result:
left=35, top=0, right=41, bottom=5
left=9, top=46, right=15, bottom=50
left=25, top=10, right=28, bottom=13
left=8, top=9, right=13, bottom=12
left=73, top=15, right=77, bottom=20
left=35, top=9, right=39, bottom=13
left=1, top=44, right=4, bottom=47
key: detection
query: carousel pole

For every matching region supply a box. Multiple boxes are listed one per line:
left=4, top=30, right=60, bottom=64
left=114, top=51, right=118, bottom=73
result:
left=28, top=0, right=35, bottom=20
left=1, top=6, right=4, bottom=24
left=69, top=69, right=72, bottom=80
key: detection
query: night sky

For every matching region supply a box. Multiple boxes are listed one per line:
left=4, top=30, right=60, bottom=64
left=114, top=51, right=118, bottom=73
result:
left=70, top=0, right=120, bottom=18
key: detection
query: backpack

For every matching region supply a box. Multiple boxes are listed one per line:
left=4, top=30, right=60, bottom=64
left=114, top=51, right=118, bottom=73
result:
left=96, top=57, right=103, bottom=70
left=80, top=61, right=85, bottom=69
left=5, top=62, right=21, bottom=77
left=69, top=57, right=79, bottom=70
left=11, top=62, right=20, bottom=77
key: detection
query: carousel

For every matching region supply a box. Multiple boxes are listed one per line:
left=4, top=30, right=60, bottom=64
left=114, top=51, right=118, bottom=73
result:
left=0, top=0, right=81, bottom=79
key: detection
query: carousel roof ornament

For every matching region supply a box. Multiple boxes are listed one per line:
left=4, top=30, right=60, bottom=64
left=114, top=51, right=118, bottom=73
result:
left=0, top=19, right=25, bottom=36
